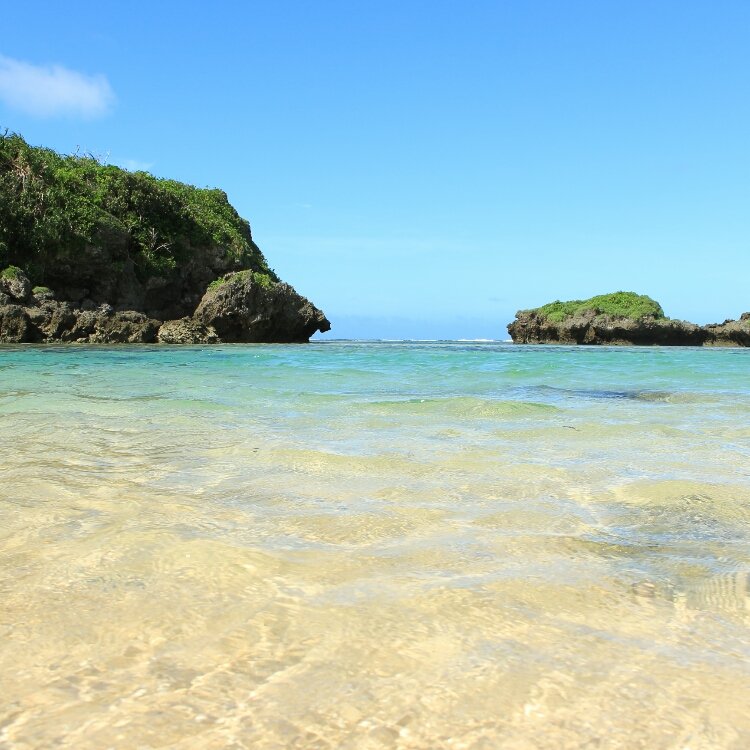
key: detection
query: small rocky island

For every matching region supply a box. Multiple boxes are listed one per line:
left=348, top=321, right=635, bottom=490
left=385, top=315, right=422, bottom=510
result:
left=508, top=292, right=749, bottom=346
left=0, top=133, right=330, bottom=344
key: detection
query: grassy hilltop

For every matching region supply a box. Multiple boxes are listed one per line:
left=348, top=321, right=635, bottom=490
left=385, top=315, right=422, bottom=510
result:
left=0, top=131, right=278, bottom=285
left=530, top=292, right=666, bottom=323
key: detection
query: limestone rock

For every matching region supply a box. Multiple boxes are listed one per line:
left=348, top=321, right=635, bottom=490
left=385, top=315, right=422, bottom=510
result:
left=194, top=271, right=330, bottom=343
left=26, top=300, right=77, bottom=341
left=508, top=308, right=749, bottom=347
left=703, top=315, right=750, bottom=347
left=158, top=317, right=221, bottom=344
left=1, top=134, right=331, bottom=342
left=31, top=286, right=56, bottom=302
left=0, top=267, right=31, bottom=303
left=20, top=300, right=160, bottom=343
left=507, top=309, right=708, bottom=345
left=0, top=304, right=32, bottom=342
left=84, top=309, right=160, bottom=343
left=0, top=265, right=331, bottom=344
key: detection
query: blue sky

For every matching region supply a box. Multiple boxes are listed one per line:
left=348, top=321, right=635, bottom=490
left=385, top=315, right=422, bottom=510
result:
left=2, top=1, right=748, bottom=339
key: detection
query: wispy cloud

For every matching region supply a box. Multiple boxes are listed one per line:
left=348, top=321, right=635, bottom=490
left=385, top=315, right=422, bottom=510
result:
left=118, top=158, right=153, bottom=173
left=0, top=54, right=114, bottom=118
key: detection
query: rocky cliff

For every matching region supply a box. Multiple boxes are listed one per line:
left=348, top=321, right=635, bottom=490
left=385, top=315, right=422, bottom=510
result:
left=0, top=133, right=330, bottom=343
left=507, top=292, right=749, bottom=347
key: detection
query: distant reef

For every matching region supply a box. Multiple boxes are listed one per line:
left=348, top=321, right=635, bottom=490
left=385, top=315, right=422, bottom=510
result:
left=507, top=292, right=749, bottom=347
left=0, top=133, right=329, bottom=343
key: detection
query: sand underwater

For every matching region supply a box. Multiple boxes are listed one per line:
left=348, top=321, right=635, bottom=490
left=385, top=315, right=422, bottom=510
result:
left=1, top=341, right=749, bottom=749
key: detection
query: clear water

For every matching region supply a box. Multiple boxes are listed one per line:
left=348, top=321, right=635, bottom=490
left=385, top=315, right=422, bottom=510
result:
left=1, top=342, right=749, bottom=749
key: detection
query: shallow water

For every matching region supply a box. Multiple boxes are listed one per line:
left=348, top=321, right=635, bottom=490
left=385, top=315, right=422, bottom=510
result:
left=1, top=342, right=749, bottom=749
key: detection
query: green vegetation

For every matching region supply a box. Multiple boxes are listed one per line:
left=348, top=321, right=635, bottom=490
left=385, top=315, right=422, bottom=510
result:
left=0, top=131, right=279, bottom=284
left=32, top=285, right=53, bottom=295
left=533, top=292, right=666, bottom=322
left=252, top=271, right=274, bottom=289
left=1, top=265, right=22, bottom=280
left=207, top=276, right=228, bottom=292
left=208, top=270, right=275, bottom=292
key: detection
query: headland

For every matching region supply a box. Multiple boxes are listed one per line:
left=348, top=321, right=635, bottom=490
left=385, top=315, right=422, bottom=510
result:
left=0, top=133, right=330, bottom=343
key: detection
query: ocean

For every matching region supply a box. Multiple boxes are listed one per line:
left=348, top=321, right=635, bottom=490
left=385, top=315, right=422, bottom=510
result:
left=1, top=341, right=749, bottom=749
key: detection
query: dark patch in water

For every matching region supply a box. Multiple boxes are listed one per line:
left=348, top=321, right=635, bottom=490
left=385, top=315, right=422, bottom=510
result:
left=527, top=385, right=682, bottom=403
left=573, top=388, right=681, bottom=402
left=576, top=389, right=635, bottom=400
left=72, top=392, right=170, bottom=403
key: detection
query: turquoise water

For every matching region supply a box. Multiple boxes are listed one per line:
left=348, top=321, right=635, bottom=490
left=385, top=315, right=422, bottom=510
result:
left=1, top=342, right=749, bottom=748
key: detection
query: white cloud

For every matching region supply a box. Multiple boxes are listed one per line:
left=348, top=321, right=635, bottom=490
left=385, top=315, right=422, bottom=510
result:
left=0, top=54, right=114, bottom=118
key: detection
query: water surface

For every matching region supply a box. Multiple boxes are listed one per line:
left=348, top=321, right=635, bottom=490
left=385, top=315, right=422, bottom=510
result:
left=1, top=342, right=749, bottom=748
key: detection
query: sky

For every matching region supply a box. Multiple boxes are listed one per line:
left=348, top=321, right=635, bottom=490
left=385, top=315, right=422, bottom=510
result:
left=1, top=1, right=748, bottom=339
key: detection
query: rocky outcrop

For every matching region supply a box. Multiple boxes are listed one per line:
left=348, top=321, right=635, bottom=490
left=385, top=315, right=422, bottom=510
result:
left=157, top=318, right=220, bottom=344
left=0, top=305, right=32, bottom=342
left=71, top=309, right=161, bottom=344
left=5, top=297, right=161, bottom=344
left=194, top=271, right=331, bottom=343
left=703, top=313, right=750, bottom=347
left=508, top=309, right=750, bottom=347
left=0, top=266, right=31, bottom=303
left=0, top=266, right=329, bottom=344
left=0, top=132, right=330, bottom=344
left=42, top=240, right=248, bottom=321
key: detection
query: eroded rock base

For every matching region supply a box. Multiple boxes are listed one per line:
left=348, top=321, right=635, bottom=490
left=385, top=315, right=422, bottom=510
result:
left=508, top=310, right=750, bottom=346
left=0, top=269, right=331, bottom=344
